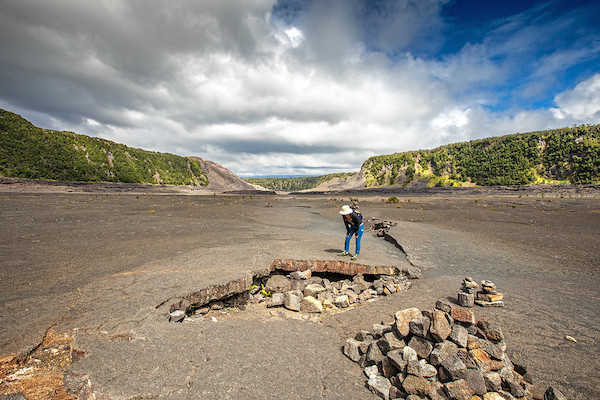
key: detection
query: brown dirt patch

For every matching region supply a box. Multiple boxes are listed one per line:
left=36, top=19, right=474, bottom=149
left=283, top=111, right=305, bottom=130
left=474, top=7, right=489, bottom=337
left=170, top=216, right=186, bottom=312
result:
left=0, top=327, right=80, bottom=399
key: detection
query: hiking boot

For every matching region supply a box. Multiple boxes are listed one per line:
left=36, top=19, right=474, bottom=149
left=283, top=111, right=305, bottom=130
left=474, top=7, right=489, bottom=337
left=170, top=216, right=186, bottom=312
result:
left=351, top=254, right=359, bottom=261
left=338, top=251, right=349, bottom=256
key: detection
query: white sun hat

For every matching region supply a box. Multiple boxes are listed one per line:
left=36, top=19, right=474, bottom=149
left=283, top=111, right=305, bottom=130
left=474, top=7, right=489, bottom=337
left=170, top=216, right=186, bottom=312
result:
left=339, top=205, right=353, bottom=215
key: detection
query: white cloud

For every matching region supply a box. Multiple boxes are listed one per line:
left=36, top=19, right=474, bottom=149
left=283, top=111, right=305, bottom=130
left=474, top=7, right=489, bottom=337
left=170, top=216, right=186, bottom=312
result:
left=0, top=0, right=598, bottom=177
left=552, top=73, right=600, bottom=121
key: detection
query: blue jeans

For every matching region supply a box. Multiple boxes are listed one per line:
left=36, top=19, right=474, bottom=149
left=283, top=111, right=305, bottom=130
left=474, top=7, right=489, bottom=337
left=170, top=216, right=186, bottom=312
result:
left=345, top=223, right=364, bottom=255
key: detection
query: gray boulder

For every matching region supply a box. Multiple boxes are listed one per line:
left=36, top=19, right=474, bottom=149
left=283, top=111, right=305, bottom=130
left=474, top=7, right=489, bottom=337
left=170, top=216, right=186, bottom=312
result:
left=408, top=336, right=434, bottom=360
left=409, top=316, right=431, bottom=338
left=430, top=340, right=459, bottom=367
left=284, top=290, right=303, bottom=311
left=367, top=341, right=386, bottom=365
left=439, top=355, right=467, bottom=382
left=484, top=371, right=502, bottom=392
left=343, top=338, right=362, bottom=362
left=266, top=292, right=285, bottom=307
left=368, top=375, right=392, bottom=400
left=265, top=275, right=291, bottom=293
left=300, top=295, right=323, bottom=313
left=464, top=369, right=487, bottom=395
left=449, top=324, right=468, bottom=348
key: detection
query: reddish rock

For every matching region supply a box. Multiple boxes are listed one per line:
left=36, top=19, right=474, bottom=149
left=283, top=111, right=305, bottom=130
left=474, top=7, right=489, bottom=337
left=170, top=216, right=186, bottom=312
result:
left=470, top=349, right=505, bottom=372
left=483, top=393, right=505, bottom=400
left=270, top=259, right=398, bottom=276
left=451, top=307, right=475, bottom=325
left=470, top=348, right=491, bottom=362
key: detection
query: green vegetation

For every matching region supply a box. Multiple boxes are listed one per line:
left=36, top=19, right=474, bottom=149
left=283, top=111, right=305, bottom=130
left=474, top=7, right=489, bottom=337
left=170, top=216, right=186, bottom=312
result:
left=245, top=172, right=357, bottom=191
left=0, top=109, right=208, bottom=186
left=363, top=124, right=600, bottom=187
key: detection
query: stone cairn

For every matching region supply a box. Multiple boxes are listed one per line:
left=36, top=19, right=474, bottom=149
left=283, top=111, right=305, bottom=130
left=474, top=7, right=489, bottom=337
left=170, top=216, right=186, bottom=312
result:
left=459, top=277, right=505, bottom=308
left=249, top=271, right=413, bottom=313
left=342, top=301, right=547, bottom=400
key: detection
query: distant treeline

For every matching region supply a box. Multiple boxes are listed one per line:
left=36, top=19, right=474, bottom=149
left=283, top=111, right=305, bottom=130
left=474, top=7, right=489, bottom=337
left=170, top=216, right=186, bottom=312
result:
left=363, top=124, right=600, bottom=187
left=245, top=173, right=356, bottom=191
left=0, top=109, right=208, bottom=186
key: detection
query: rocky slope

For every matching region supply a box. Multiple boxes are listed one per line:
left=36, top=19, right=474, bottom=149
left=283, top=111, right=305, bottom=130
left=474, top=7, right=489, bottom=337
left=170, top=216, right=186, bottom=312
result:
left=187, top=157, right=263, bottom=191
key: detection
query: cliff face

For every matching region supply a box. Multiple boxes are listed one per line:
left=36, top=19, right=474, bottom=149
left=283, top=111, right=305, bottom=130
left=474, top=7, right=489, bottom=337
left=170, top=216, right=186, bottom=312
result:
left=314, top=124, right=600, bottom=190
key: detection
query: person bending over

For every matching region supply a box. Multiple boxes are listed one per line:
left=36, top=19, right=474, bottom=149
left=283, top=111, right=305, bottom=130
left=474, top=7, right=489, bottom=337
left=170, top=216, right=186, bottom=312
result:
left=338, top=205, right=363, bottom=261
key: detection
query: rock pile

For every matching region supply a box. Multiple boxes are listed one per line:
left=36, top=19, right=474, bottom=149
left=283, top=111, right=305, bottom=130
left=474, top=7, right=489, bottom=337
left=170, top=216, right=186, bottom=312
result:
left=249, top=271, right=412, bottom=313
left=458, top=278, right=504, bottom=308
left=476, top=281, right=504, bottom=308
left=343, top=301, right=534, bottom=400
left=371, top=219, right=398, bottom=237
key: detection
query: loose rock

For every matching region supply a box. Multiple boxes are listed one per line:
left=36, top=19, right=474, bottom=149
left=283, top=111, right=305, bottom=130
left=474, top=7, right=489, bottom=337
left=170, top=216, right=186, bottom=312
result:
left=458, top=291, right=475, bottom=307
left=290, top=270, right=311, bottom=280
left=368, top=375, right=392, bottom=400
left=267, top=292, right=285, bottom=307
left=168, top=310, right=186, bottom=323
left=407, top=336, right=434, bottom=360
left=284, top=290, right=303, bottom=311
left=409, top=316, right=431, bottom=338
left=300, top=295, right=323, bottom=313
left=334, top=294, right=350, bottom=308
left=343, top=338, right=362, bottom=362
left=449, top=324, right=468, bottom=348
left=265, top=274, right=291, bottom=293
left=475, top=300, right=505, bottom=307
left=544, top=386, right=568, bottom=400
left=395, top=308, right=423, bottom=338
left=430, top=309, right=452, bottom=342
left=451, top=307, right=475, bottom=325
left=445, top=379, right=475, bottom=400
left=435, top=300, right=452, bottom=314
left=402, top=375, right=432, bottom=396
left=341, top=303, right=535, bottom=400
left=303, top=283, right=326, bottom=298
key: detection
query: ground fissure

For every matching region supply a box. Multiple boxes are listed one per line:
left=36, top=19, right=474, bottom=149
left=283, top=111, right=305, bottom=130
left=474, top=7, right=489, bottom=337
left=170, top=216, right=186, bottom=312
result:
left=167, top=258, right=422, bottom=323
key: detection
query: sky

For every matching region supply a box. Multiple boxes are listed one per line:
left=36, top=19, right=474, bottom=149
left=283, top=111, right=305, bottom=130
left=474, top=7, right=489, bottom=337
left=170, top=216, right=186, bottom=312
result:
left=1, top=0, right=599, bottom=177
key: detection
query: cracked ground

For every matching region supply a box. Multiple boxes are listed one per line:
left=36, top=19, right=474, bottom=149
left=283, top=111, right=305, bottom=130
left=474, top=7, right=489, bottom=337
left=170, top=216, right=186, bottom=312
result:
left=1, top=188, right=599, bottom=399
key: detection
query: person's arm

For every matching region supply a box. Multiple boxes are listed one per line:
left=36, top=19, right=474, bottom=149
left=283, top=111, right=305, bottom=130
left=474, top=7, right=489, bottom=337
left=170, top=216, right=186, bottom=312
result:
left=343, top=216, right=351, bottom=234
